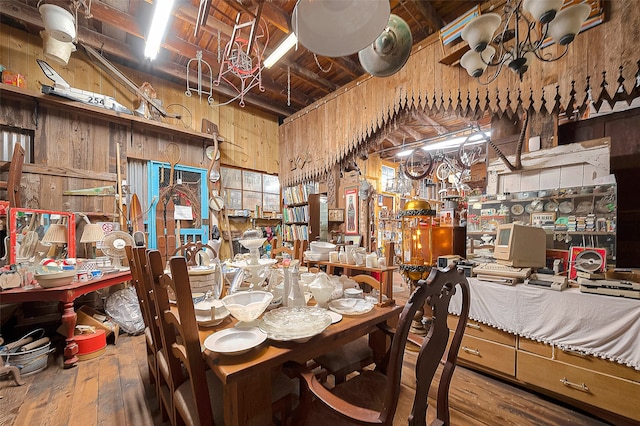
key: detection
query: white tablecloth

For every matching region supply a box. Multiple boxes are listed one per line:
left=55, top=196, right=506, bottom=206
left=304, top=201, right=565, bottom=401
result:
left=449, top=278, right=640, bottom=370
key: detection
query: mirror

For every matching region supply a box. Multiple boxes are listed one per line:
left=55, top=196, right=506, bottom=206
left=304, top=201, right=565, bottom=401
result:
left=8, top=208, right=76, bottom=264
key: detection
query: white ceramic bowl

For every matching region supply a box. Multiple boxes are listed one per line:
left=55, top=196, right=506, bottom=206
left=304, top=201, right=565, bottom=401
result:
left=309, top=241, right=336, bottom=254
left=194, top=299, right=230, bottom=327
left=304, top=251, right=325, bottom=262
left=222, top=291, right=273, bottom=322
left=35, top=270, right=76, bottom=288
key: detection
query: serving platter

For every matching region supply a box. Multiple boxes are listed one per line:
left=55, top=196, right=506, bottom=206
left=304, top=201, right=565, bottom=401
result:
left=258, top=307, right=332, bottom=342
left=328, top=298, right=374, bottom=316
left=203, top=327, right=266, bottom=355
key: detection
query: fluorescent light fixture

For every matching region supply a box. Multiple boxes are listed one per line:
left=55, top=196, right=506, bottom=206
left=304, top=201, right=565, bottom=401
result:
left=468, top=130, right=491, bottom=141
left=144, top=0, right=175, bottom=60
left=264, top=33, right=297, bottom=68
left=422, top=136, right=467, bottom=152
left=396, top=149, right=414, bottom=157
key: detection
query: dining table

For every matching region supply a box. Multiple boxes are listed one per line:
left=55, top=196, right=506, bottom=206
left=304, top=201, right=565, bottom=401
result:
left=0, top=270, right=132, bottom=368
left=199, top=302, right=403, bottom=426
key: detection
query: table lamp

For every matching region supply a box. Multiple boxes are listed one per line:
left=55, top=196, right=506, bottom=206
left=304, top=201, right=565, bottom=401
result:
left=398, top=197, right=436, bottom=335
left=42, top=222, right=68, bottom=259
left=79, top=214, right=104, bottom=259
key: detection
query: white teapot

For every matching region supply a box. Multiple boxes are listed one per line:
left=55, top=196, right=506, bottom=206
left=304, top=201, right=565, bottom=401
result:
left=308, top=272, right=335, bottom=308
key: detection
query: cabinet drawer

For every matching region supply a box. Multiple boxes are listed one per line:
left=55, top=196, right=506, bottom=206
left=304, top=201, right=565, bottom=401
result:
left=518, top=337, right=552, bottom=357
left=453, top=332, right=516, bottom=376
left=517, top=351, right=640, bottom=420
left=555, top=349, right=640, bottom=383
left=448, top=315, right=516, bottom=346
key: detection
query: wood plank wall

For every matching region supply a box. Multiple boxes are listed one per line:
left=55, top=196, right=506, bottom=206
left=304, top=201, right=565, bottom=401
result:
left=0, top=25, right=280, bottom=247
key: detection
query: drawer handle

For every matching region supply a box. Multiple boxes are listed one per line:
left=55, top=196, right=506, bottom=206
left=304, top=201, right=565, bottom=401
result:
left=462, top=346, right=481, bottom=356
left=563, top=349, right=588, bottom=358
left=466, top=323, right=481, bottom=330
left=560, top=377, right=590, bottom=392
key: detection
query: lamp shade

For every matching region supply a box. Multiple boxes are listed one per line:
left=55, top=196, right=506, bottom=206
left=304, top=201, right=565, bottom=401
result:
left=292, top=0, right=390, bottom=57
left=522, top=0, right=564, bottom=24
left=548, top=3, right=591, bottom=46
left=460, top=46, right=496, bottom=78
left=461, top=13, right=502, bottom=52
left=81, top=224, right=105, bottom=243
left=358, top=14, right=413, bottom=77
left=42, top=224, right=68, bottom=244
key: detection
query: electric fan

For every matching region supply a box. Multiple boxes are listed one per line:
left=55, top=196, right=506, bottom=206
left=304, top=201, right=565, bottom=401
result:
left=101, top=231, right=135, bottom=270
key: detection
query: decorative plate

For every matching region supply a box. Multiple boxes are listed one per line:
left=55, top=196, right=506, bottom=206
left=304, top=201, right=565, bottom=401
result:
left=575, top=201, right=593, bottom=214
left=328, top=298, right=374, bottom=316
left=531, top=200, right=544, bottom=212
left=558, top=201, right=573, bottom=214
left=203, top=327, right=266, bottom=355
left=524, top=203, right=534, bottom=214
left=510, top=204, right=524, bottom=215
left=205, top=145, right=221, bottom=161
left=544, top=202, right=558, bottom=212
left=209, top=170, right=220, bottom=182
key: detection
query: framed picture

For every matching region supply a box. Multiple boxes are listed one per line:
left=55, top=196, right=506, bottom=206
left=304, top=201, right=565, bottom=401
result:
left=225, top=189, right=242, bottom=210
left=220, top=167, right=242, bottom=189
left=328, top=208, right=344, bottom=222
left=345, top=187, right=358, bottom=235
left=263, top=193, right=281, bottom=213
left=243, top=190, right=262, bottom=211
left=243, top=171, right=262, bottom=192
left=344, top=235, right=362, bottom=247
left=263, top=174, right=280, bottom=194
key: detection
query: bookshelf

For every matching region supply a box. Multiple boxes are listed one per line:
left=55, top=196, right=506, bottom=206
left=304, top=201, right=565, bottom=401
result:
left=282, top=183, right=317, bottom=242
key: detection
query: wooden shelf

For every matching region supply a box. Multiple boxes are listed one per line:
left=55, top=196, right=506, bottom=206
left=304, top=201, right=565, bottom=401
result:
left=0, top=84, right=216, bottom=142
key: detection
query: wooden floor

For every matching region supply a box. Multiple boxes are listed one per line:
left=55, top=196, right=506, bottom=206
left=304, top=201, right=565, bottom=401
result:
left=0, top=331, right=610, bottom=426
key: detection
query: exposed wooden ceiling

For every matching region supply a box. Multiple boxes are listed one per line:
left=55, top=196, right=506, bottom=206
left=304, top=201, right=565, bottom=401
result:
left=1, top=0, right=488, bottom=159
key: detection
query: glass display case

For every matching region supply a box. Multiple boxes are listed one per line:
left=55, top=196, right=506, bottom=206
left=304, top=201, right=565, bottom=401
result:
left=467, top=184, right=617, bottom=265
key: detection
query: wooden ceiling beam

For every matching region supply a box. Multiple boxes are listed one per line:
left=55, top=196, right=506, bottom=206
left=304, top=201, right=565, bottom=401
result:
left=412, top=110, right=450, bottom=135
left=410, top=0, right=445, bottom=32
left=0, top=1, right=296, bottom=117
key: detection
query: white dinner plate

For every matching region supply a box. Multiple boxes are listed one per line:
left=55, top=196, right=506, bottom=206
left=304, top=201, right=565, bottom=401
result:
left=328, top=298, right=374, bottom=316
left=327, top=310, right=342, bottom=324
left=203, top=327, right=266, bottom=355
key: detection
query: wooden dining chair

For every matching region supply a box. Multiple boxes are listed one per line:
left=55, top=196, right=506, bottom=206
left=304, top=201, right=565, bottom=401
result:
left=0, top=142, right=25, bottom=208
left=290, top=268, right=471, bottom=426
left=147, top=249, right=224, bottom=425
left=297, top=239, right=308, bottom=263
left=271, top=245, right=295, bottom=261
left=172, top=241, right=218, bottom=266
left=313, top=275, right=381, bottom=384
left=125, top=245, right=171, bottom=422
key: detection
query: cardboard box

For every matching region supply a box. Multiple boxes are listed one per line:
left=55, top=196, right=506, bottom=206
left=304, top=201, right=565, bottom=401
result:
left=2, top=70, right=26, bottom=88
left=57, top=305, right=119, bottom=343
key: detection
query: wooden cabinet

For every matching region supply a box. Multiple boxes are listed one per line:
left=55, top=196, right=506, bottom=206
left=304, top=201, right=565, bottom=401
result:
left=449, top=317, right=640, bottom=424
left=518, top=351, right=640, bottom=423
left=448, top=315, right=516, bottom=377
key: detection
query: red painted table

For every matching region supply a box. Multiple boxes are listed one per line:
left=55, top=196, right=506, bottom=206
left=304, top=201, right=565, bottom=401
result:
left=0, top=270, right=131, bottom=368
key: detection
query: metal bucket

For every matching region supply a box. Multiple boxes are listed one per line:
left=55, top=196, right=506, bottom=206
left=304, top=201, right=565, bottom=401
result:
left=1, top=329, right=55, bottom=376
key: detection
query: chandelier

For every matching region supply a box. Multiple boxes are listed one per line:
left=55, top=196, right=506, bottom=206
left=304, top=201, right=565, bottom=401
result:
left=459, top=0, right=591, bottom=83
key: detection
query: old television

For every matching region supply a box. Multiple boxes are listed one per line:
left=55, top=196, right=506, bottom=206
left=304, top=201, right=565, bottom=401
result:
left=494, top=223, right=546, bottom=268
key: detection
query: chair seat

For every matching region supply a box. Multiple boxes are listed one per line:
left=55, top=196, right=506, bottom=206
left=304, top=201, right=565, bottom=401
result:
left=301, top=371, right=415, bottom=425
left=314, top=336, right=373, bottom=383
left=175, top=369, right=225, bottom=426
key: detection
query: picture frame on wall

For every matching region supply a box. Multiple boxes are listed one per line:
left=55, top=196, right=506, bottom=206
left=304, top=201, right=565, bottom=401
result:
left=243, top=171, right=262, bottom=192
left=328, top=208, right=344, bottom=222
left=220, top=167, right=242, bottom=189
left=345, top=187, right=358, bottom=235
left=263, top=193, right=281, bottom=212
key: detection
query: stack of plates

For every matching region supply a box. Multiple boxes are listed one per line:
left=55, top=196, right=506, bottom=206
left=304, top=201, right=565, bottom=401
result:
left=259, top=307, right=331, bottom=342
left=328, top=298, right=374, bottom=315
